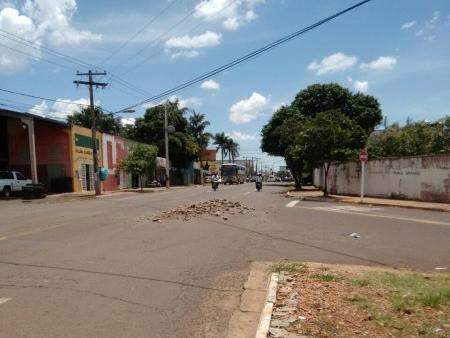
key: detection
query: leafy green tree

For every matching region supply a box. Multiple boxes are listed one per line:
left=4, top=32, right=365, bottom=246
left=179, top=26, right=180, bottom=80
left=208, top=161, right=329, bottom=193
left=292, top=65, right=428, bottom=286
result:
left=125, top=100, right=199, bottom=168
left=120, top=143, right=157, bottom=191
left=261, top=83, right=382, bottom=190
left=291, top=83, right=351, bottom=118
left=291, top=83, right=382, bottom=134
left=67, top=107, right=123, bottom=135
left=298, top=111, right=366, bottom=196
left=368, top=117, right=450, bottom=157
left=261, top=105, right=301, bottom=156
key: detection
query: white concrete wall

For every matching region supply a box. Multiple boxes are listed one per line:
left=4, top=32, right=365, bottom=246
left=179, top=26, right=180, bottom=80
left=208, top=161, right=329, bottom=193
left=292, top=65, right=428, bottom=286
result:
left=313, top=155, right=450, bottom=202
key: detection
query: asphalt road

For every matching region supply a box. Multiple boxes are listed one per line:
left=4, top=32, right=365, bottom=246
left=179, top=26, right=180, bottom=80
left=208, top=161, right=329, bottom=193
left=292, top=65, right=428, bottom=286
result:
left=0, top=184, right=449, bottom=337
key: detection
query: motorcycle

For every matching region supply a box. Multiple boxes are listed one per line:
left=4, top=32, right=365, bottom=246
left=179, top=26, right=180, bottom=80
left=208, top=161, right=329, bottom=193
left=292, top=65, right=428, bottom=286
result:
left=255, top=181, right=262, bottom=192
left=212, top=180, right=219, bottom=191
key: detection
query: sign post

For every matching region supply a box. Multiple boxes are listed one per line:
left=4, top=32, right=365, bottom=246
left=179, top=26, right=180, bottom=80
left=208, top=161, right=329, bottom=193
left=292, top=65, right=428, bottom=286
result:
left=359, top=149, right=368, bottom=202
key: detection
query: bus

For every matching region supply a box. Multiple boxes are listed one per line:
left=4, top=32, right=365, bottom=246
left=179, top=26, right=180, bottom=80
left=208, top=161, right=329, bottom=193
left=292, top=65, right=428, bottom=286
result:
left=220, top=163, right=246, bottom=184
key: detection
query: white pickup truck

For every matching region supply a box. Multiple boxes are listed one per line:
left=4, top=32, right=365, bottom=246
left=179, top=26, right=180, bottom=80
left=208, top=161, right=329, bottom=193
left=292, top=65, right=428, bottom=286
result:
left=0, top=171, right=32, bottom=197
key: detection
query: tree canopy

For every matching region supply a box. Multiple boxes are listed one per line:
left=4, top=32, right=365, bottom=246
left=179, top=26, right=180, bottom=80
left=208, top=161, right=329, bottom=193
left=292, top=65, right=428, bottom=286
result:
left=120, top=143, right=157, bottom=191
left=67, top=107, right=123, bottom=135
left=125, top=100, right=200, bottom=168
left=368, top=117, right=450, bottom=157
left=261, top=83, right=383, bottom=190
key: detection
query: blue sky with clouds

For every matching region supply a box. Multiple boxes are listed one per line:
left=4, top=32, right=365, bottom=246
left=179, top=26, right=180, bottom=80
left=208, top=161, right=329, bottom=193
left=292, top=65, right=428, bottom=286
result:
left=1, top=0, right=449, bottom=169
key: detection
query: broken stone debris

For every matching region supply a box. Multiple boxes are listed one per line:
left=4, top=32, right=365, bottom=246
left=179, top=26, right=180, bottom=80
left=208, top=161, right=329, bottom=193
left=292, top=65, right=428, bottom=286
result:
left=151, top=199, right=254, bottom=222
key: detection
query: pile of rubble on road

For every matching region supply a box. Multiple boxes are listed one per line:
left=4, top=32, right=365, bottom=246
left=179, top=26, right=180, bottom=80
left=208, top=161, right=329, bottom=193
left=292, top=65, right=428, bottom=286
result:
left=151, top=199, right=254, bottom=222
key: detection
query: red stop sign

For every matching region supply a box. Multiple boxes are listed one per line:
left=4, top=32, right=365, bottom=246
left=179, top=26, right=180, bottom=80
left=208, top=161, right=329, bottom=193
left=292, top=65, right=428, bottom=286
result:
left=359, top=149, right=368, bottom=162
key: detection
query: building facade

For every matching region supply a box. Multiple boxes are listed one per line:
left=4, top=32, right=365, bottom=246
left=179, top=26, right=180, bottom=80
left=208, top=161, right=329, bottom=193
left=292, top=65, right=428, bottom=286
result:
left=0, top=109, right=72, bottom=193
left=70, top=125, right=102, bottom=193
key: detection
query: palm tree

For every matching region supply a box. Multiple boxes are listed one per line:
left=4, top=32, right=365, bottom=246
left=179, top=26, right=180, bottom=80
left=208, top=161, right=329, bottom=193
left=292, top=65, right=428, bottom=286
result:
left=213, top=132, right=229, bottom=164
left=188, top=112, right=212, bottom=150
left=225, top=138, right=239, bottom=162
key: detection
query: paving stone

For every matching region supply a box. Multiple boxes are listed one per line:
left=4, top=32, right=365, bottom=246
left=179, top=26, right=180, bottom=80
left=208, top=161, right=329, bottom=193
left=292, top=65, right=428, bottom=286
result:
left=269, top=327, right=288, bottom=337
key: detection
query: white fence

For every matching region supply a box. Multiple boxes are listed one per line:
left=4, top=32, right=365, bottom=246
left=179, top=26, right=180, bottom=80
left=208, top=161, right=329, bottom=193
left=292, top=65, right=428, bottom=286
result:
left=313, top=155, right=450, bottom=203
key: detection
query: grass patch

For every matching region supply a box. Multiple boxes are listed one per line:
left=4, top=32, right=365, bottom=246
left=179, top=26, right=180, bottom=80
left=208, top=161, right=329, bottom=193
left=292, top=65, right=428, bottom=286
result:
left=312, top=273, right=339, bottom=282
left=274, top=264, right=450, bottom=337
left=351, top=278, right=371, bottom=287
left=365, top=272, right=450, bottom=312
left=270, top=261, right=307, bottom=274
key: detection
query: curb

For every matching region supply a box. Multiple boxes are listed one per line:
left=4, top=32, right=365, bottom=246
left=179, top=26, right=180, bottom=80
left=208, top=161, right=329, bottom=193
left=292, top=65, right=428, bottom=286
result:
left=286, top=191, right=449, bottom=213
left=255, top=273, right=279, bottom=338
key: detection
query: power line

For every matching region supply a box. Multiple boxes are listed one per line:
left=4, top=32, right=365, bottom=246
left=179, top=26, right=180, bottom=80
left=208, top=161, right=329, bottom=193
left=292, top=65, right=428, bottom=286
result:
left=0, top=41, right=75, bottom=71
left=115, top=0, right=373, bottom=113
left=99, top=0, right=180, bottom=66
left=118, top=0, right=240, bottom=77
left=0, top=87, right=92, bottom=107
left=111, top=4, right=199, bottom=76
left=0, top=28, right=152, bottom=99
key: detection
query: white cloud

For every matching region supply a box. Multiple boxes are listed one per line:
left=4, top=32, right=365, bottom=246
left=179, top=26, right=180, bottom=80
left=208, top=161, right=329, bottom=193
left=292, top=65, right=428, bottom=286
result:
left=0, top=1, right=100, bottom=73
left=168, top=96, right=203, bottom=109
left=227, top=131, right=256, bottom=141
left=195, top=0, right=264, bottom=31
left=28, top=98, right=90, bottom=120
left=223, top=16, right=240, bottom=30
left=245, top=10, right=257, bottom=21
left=401, top=21, right=416, bottom=30
left=229, top=92, right=268, bottom=124
left=200, top=79, right=220, bottom=90
left=166, top=31, right=221, bottom=49
left=308, top=52, right=358, bottom=75
left=353, top=80, right=369, bottom=93
left=360, top=56, right=397, bottom=71
left=170, top=50, right=200, bottom=59
left=416, top=11, right=440, bottom=41
left=194, top=0, right=239, bottom=21
left=28, top=100, right=47, bottom=117
left=22, top=0, right=101, bottom=45
left=121, top=117, right=136, bottom=126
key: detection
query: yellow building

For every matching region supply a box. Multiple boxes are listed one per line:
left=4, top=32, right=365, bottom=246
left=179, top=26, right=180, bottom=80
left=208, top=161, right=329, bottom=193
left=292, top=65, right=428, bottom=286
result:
left=70, top=125, right=103, bottom=192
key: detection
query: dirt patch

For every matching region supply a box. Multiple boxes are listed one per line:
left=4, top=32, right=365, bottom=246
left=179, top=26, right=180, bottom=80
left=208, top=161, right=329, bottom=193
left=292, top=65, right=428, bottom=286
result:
left=269, top=262, right=450, bottom=337
left=150, top=199, right=255, bottom=222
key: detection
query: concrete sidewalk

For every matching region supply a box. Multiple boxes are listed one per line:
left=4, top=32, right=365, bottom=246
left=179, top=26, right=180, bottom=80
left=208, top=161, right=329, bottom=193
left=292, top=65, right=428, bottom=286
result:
left=287, top=188, right=450, bottom=212
left=43, top=185, right=202, bottom=202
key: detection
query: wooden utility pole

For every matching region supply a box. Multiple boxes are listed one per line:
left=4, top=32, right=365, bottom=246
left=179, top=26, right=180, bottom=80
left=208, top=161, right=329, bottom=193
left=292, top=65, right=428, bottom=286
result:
left=74, top=70, right=107, bottom=196
left=164, top=101, right=170, bottom=189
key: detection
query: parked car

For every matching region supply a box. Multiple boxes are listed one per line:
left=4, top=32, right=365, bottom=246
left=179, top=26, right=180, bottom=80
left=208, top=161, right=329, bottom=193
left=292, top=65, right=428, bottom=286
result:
left=0, top=171, right=32, bottom=197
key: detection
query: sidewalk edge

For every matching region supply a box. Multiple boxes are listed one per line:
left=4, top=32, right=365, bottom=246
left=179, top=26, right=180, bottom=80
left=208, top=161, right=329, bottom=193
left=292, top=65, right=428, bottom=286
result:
left=286, top=191, right=449, bottom=213
left=255, top=273, right=278, bottom=338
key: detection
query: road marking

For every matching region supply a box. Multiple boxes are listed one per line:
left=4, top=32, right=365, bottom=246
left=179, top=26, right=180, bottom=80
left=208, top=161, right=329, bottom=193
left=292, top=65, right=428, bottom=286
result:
left=0, top=297, right=12, bottom=305
left=295, top=205, right=450, bottom=226
left=312, top=205, right=382, bottom=212
left=285, top=200, right=300, bottom=208
left=244, top=191, right=251, bottom=195
left=0, top=236, right=7, bottom=241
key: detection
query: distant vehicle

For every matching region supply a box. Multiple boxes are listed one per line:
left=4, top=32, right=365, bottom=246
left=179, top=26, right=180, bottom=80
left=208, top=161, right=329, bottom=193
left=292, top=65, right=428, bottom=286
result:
left=220, top=163, right=246, bottom=184
left=0, top=171, right=32, bottom=197
left=267, top=175, right=276, bottom=182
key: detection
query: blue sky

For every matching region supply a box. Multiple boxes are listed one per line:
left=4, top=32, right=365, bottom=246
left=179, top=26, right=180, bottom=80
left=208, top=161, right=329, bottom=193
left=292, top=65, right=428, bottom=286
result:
left=1, top=0, right=449, bottom=169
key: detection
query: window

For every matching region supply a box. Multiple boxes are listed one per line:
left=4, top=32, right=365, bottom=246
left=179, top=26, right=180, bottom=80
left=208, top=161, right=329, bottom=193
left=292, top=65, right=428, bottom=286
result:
left=15, top=172, right=26, bottom=180
left=0, top=171, right=14, bottom=179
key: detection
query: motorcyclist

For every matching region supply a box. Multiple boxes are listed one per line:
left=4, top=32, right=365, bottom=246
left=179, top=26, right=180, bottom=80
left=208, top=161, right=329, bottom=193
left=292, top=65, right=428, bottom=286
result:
left=211, top=173, right=219, bottom=190
left=255, top=173, right=263, bottom=190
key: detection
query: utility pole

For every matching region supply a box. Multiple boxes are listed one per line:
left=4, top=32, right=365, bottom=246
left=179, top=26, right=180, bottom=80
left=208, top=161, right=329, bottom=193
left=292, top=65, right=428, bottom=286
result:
left=74, top=70, right=107, bottom=196
left=164, top=101, right=170, bottom=189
